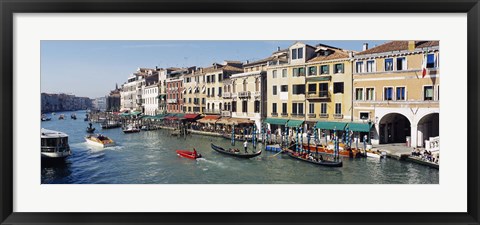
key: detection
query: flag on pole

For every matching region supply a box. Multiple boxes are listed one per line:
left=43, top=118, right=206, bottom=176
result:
left=422, top=53, right=428, bottom=78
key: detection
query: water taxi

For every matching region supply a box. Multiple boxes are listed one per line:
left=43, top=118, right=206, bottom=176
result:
left=41, top=128, right=71, bottom=159
left=85, top=134, right=115, bottom=148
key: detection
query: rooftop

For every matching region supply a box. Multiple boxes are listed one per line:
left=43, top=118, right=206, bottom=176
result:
left=356, top=41, right=439, bottom=55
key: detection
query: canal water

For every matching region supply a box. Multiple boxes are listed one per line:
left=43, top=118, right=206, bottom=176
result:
left=41, top=110, right=439, bottom=184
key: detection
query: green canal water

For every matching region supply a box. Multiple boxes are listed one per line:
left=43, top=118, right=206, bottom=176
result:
left=41, top=110, right=439, bottom=184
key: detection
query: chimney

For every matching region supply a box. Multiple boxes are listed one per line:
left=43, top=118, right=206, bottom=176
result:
left=277, top=46, right=280, bottom=51
left=362, top=43, right=369, bottom=51
left=408, top=40, right=416, bottom=51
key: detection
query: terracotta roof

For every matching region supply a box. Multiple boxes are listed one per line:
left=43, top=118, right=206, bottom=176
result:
left=307, top=50, right=350, bottom=63
left=192, top=63, right=243, bottom=75
left=356, top=41, right=439, bottom=55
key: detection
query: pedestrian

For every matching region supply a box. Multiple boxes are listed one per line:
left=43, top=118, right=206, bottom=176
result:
left=244, top=140, right=248, bottom=153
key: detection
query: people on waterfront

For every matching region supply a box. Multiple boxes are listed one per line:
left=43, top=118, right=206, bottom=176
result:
left=244, top=140, right=248, bottom=153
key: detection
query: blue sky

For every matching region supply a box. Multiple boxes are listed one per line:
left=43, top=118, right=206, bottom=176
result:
left=41, top=40, right=388, bottom=98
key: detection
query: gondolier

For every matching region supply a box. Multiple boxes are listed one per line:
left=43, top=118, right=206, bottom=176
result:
left=244, top=140, right=248, bottom=153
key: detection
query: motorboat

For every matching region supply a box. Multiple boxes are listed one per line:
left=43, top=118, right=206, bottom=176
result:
left=58, top=114, right=65, bottom=120
left=85, top=134, right=115, bottom=148
left=101, top=120, right=121, bottom=129
left=41, top=114, right=52, bottom=121
left=176, top=150, right=202, bottom=159
left=41, top=128, right=71, bottom=159
left=123, top=125, right=140, bottom=134
left=71, top=113, right=77, bottom=120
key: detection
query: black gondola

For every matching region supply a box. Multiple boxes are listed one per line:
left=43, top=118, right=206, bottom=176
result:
left=287, top=151, right=343, bottom=167
left=86, top=127, right=96, bottom=133
left=211, top=143, right=261, bottom=159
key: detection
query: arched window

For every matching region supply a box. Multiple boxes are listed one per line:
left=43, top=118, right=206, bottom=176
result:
left=243, top=79, right=247, bottom=91
left=232, top=81, right=236, bottom=93
left=207, top=103, right=210, bottom=109
left=219, top=103, right=222, bottom=111
left=255, top=78, right=260, bottom=92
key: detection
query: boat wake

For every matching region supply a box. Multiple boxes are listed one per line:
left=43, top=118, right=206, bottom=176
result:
left=104, top=145, right=124, bottom=151
left=196, top=158, right=228, bottom=169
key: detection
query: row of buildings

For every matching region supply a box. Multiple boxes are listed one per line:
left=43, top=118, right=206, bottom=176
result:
left=112, top=41, right=439, bottom=148
left=41, top=93, right=93, bottom=113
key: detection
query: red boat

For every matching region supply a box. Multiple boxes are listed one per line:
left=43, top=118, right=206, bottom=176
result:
left=176, top=150, right=201, bottom=159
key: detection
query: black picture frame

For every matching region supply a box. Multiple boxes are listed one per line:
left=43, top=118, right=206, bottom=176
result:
left=1, top=0, right=479, bottom=224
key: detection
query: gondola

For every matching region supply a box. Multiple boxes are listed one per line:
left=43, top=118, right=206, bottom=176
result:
left=287, top=151, right=343, bottom=167
left=86, top=127, right=96, bottom=133
left=210, top=143, right=262, bottom=159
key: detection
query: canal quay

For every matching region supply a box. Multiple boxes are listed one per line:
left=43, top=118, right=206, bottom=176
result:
left=41, top=110, right=439, bottom=184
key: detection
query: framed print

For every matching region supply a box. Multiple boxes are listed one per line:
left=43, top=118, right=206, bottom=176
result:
left=1, top=0, right=479, bottom=224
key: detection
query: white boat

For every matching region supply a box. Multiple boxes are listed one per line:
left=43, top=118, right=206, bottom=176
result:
left=123, top=124, right=140, bottom=134
left=366, top=150, right=386, bottom=159
left=85, top=134, right=115, bottom=148
left=41, top=128, right=71, bottom=159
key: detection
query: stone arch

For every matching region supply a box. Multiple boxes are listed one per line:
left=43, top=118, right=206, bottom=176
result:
left=378, top=112, right=411, bottom=144
left=416, top=113, right=439, bottom=147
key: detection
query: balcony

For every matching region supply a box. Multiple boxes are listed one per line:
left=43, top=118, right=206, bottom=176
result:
left=221, top=111, right=231, bottom=117
left=167, top=99, right=177, bottom=104
left=291, top=113, right=305, bottom=118
left=271, top=112, right=278, bottom=117
left=281, top=113, right=289, bottom=117
left=253, top=91, right=261, bottom=97
left=306, top=90, right=329, bottom=100
left=307, top=113, right=316, bottom=118
left=222, top=92, right=232, bottom=99
left=333, top=114, right=343, bottom=119
left=319, top=113, right=329, bottom=118
left=238, top=91, right=251, bottom=98
left=204, top=109, right=221, bottom=114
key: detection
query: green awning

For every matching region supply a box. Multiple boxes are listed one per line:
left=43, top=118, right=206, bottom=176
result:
left=264, top=118, right=289, bottom=125
left=120, top=113, right=130, bottom=116
left=315, top=121, right=348, bottom=130
left=347, top=122, right=373, bottom=132
left=286, top=119, right=304, bottom=128
left=153, top=114, right=167, bottom=120
left=131, top=111, right=142, bottom=116
left=306, top=76, right=331, bottom=82
left=175, top=113, right=185, bottom=119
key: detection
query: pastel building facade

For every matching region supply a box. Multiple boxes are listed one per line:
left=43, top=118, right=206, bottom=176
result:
left=266, top=42, right=316, bottom=132
left=143, top=74, right=160, bottom=116
left=183, top=67, right=206, bottom=114
left=203, top=62, right=243, bottom=115
left=304, top=44, right=354, bottom=132
left=352, top=41, right=440, bottom=147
